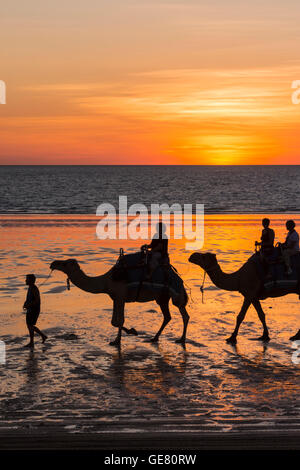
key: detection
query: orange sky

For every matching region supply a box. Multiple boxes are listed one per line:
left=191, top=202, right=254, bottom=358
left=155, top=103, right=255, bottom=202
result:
left=0, top=0, right=300, bottom=165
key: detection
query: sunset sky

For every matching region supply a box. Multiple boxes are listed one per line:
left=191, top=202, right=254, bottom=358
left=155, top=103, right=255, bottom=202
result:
left=1, top=0, right=300, bottom=164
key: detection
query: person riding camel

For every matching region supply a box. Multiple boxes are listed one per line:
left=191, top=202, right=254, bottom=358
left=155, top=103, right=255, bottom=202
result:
left=144, top=222, right=169, bottom=279
left=255, top=218, right=275, bottom=258
left=281, top=220, right=299, bottom=275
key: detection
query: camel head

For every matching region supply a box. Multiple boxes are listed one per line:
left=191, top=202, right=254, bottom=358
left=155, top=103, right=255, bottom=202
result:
left=189, top=252, right=218, bottom=272
left=50, top=259, right=81, bottom=275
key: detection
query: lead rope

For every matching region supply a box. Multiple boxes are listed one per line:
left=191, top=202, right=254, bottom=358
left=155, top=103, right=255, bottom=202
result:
left=200, top=270, right=206, bottom=304
left=37, top=269, right=69, bottom=292
left=38, top=269, right=53, bottom=289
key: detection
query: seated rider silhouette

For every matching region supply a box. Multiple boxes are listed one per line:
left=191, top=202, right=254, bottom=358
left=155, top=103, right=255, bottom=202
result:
left=255, top=218, right=275, bottom=258
left=144, top=222, right=169, bottom=279
left=281, top=220, right=299, bottom=275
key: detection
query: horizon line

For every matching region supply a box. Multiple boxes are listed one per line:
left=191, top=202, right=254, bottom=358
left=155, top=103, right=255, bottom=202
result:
left=0, top=163, right=299, bottom=167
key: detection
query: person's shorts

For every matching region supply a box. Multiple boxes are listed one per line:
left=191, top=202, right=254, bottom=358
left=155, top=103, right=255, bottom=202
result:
left=26, top=309, right=40, bottom=326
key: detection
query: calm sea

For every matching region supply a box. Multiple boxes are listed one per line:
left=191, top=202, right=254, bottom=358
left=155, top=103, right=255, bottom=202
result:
left=0, top=165, right=299, bottom=214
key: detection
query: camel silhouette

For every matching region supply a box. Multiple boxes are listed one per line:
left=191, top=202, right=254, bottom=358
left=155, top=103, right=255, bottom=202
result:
left=50, top=259, right=189, bottom=346
left=189, top=252, right=300, bottom=344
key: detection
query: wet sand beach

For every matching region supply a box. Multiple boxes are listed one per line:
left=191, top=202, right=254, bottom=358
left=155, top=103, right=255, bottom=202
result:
left=0, top=214, right=299, bottom=449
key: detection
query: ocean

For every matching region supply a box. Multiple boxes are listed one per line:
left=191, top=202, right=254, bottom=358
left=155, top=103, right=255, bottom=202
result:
left=0, top=165, right=299, bottom=214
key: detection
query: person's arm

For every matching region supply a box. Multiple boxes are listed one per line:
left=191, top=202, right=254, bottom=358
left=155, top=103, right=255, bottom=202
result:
left=23, top=290, right=30, bottom=309
left=148, top=239, right=155, bottom=249
left=256, top=230, right=264, bottom=246
left=150, top=238, right=163, bottom=252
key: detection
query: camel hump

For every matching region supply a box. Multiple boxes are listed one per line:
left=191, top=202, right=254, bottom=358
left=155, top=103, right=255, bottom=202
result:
left=112, top=251, right=146, bottom=281
left=111, top=250, right=184, bottom=296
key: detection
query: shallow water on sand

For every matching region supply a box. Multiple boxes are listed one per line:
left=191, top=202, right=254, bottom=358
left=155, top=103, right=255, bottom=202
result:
left=0, top=214, right=299, bottom=435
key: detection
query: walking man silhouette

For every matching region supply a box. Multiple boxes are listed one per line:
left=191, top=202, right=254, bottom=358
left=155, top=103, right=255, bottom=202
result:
left=23, top=274, right=47, bottom=347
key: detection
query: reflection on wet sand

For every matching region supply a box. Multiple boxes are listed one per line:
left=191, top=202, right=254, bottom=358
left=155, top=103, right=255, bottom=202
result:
left=109, top=344, right=189, bottom=400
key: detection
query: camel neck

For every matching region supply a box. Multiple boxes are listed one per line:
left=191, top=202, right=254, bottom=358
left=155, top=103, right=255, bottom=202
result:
left=206, top=264, right=240, bottom=292
left=68, top=268, right=108, bottom=294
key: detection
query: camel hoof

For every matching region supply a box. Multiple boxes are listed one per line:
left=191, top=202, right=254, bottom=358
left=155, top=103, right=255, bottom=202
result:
left=175, top=338, right=186, bottom=344
left=226, top=336, right=237, bottom=345
left=255, top=335, right=270, bottom=342
left=150, top=337, right=159, bottom=343
left=129, top=328, right=138, bottom=336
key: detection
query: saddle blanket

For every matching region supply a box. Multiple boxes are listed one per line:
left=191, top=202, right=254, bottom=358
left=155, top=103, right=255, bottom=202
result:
left=250, top=249, right=300, bottom=291
left=114, top=251, right=184, bottom=296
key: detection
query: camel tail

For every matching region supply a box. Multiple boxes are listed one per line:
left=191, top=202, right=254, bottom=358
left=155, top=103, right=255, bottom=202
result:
left=183, top=288, right=188, bottom=306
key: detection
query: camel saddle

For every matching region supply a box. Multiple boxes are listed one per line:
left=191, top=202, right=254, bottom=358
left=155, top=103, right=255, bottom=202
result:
left=112, top=250, right=184, bottom=296
left=251, top=248, right=300, bottom=292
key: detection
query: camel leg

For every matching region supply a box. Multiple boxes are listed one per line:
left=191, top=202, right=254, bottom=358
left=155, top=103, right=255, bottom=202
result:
left=226, top=297, right=251, bottom=344
left=110, top=299, right=125, bottom=346
left=150, top=301, right=171, bottom=343
left=109, top=327, right=122, bottom=347
left=175, top=306, right=189, bottom=344
left=252, top=300, right=270, bottom=342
